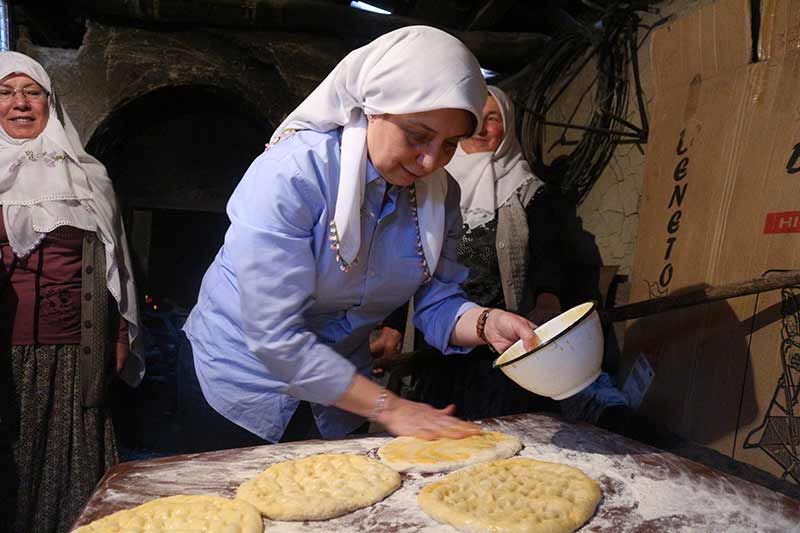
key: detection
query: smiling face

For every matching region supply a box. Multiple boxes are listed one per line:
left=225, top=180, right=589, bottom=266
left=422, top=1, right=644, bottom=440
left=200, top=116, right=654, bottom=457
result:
left=366, top=108, right=475, bottom=187
left=459, top=95, right=504, bottom=154
left=0, top=74, right=49, bottom=139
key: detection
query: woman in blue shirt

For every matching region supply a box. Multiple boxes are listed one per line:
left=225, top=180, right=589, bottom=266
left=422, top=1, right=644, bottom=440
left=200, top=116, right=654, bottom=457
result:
left=179, top=26, right=539, bottom=451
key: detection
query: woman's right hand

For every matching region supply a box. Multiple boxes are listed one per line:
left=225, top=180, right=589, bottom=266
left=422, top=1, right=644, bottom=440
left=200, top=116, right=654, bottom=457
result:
left=376, top=396, right=481, bottom=440
left=334, top=374, right=480, bottom=440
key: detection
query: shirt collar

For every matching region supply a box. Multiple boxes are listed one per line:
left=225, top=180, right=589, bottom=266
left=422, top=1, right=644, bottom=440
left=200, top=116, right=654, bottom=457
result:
left=365, top=157, right=382, bottom=185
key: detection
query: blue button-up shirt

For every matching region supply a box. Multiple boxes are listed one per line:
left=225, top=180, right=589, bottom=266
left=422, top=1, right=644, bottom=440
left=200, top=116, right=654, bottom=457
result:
left=183, top=129, right=476, bottom=443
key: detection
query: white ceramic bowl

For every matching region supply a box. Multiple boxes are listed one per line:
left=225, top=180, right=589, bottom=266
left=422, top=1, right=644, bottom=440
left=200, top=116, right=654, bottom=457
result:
left=493, top=301, right=603, bottom=400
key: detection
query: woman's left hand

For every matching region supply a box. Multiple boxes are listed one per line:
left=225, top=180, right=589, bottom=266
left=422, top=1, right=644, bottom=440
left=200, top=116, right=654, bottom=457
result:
left=484, top=309, right=538, bottom=353
left=115, top=342, right=130, bottom=374
left=369, top=326, right=404, bottom=376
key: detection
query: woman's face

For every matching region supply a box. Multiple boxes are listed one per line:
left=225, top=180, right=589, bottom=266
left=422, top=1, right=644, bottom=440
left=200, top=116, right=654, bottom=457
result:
left=366, top=108, right=474, bottom=187
left=0, top=74, right=49, bottom=139
left=460, top=95, right=504, bottom=154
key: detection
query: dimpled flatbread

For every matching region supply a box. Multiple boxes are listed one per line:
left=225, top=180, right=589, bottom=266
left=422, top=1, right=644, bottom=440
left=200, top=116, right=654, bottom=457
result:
left=74, top=494, right=264, bottom=532
left=235, top=453, right=401, bottom=521
left=418, top=457, right=602, bottom=533
left=378, top=430, right=523, bottom=473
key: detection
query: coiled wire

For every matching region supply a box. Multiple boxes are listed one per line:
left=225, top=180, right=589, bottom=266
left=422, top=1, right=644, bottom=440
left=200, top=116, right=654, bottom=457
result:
left=519, top=5, right=645, bottom=204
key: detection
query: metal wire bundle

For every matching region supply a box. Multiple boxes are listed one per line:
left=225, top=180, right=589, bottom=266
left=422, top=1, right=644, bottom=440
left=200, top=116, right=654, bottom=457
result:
left=518, top=4, right=647, bottom=204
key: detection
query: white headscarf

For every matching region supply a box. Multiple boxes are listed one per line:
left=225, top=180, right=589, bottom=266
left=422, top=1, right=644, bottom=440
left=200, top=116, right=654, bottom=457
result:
left=445, top=85, right=544, bottom=230
left=270, top=26, right=486, bottom=273
left=0, top=51, right=143, bottom=387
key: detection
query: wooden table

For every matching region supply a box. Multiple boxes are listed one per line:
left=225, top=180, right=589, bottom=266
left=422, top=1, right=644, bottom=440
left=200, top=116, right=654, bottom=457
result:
left=72, top=413, right=800, bottom=532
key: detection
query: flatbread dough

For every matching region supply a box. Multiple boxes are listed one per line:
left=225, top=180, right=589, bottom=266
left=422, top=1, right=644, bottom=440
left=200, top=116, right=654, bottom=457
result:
left=418, top=457, right=602, bottom=533
left=74, top=494, right=264, bottom=532
left=236, top=453, right=401, bottom=521
left=377, top=431, right=523, bottom=473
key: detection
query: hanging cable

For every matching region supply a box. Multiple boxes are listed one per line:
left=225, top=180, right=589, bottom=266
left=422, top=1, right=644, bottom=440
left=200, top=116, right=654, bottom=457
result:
left=518, top=2, right=651, bottom=204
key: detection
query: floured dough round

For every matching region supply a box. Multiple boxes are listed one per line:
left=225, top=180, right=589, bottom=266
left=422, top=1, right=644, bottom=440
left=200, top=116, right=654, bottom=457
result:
left=74, top=494, right=264, bottom=532
left=378, top=431, right=523, bottom=473
left=418, top=457, right=601, bottom=533
left=236, top=453, right=401, bottom=521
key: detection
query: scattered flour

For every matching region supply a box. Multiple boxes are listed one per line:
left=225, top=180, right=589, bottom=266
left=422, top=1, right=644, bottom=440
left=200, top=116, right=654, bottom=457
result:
left=74, top=415, right=800, bottom=532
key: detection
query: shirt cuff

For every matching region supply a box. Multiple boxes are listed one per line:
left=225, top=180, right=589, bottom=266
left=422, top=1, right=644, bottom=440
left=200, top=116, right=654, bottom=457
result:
left=442, top=300, right=480, bottom=355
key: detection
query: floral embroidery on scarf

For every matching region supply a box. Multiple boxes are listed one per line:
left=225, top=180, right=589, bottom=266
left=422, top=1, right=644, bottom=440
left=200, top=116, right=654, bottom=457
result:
left=13, top=150, right=68, bottom=170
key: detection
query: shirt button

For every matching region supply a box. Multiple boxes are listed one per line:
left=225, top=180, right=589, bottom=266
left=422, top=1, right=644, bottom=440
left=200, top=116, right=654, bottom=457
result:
left=83, top=346, right=91, bottom=354
left=498, top=241, right=506, bottom=249
left=84, top=292, right=92, bottom=301
left=85, top=265, right=94, bottom=274
left=84, top=320, right=92, bottom=329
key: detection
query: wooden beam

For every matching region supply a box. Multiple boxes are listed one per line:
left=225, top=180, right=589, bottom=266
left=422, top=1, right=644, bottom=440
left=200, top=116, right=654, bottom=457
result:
left=455, top=30, right=548, bottom=72
left=605, top=270, right=800, bottom=323
left=466, top=0, right=516, bottom=30
left=81, top=0, right=548, bottom=72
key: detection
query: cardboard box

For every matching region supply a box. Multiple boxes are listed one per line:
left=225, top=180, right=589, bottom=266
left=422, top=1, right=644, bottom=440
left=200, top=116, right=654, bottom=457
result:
left=623, top=0, right=800, bottom=482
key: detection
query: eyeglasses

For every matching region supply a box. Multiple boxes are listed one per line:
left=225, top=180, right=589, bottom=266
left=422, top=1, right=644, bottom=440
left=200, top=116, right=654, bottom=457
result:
left=0, top=86, right=48, bottom=102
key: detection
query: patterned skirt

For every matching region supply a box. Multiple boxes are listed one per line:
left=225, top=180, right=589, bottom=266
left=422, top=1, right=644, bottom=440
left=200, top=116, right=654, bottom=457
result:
left=1, top=344, right=117, bottom=533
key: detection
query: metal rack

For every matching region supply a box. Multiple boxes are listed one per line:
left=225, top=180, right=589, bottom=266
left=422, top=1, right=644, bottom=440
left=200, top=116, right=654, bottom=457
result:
left=744, top=285, right=800, bottom=484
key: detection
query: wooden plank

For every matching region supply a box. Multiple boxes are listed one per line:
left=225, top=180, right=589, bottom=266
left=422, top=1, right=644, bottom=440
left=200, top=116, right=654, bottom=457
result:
left=607, top=270, right=800, bottom=322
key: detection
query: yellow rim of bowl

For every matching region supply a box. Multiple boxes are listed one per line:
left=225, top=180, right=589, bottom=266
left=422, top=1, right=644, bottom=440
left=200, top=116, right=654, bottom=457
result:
left=493, top=301, right=598, bottom=369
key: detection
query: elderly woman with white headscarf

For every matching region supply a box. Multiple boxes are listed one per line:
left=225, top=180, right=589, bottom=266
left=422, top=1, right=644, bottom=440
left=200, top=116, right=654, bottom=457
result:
left=0, top=52, right=142, bottom=533
left=178, top=26, right=538, bottom=451
left=446, top=85, right=561, bottom=322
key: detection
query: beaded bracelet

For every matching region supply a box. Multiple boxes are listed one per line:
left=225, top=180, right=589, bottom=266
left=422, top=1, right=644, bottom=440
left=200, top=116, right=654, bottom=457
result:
left=476, top=308, right=497, bottom=353
left=369, top=390, right=389, bottom=421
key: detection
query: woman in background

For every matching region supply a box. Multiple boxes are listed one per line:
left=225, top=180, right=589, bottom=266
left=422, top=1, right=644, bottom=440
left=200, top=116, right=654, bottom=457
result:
left=0, top=52, right=142, bottom=533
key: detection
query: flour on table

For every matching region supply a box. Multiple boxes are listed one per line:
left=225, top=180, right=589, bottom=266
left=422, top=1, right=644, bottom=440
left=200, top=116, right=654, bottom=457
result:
left=74, top=418, right=799, bottom=533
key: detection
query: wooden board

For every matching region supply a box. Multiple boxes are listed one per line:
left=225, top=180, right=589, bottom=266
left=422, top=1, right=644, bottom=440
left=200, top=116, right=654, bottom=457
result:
left=71, top=413, right=800, bottom=532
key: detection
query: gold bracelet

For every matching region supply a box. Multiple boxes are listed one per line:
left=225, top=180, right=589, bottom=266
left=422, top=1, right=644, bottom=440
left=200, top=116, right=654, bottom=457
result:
left=368, top=390, right=388, bottom=421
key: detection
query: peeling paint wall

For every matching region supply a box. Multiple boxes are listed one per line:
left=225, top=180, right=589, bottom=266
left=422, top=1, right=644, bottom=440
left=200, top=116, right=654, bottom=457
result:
left=575, top=99, right=649, bottom=280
